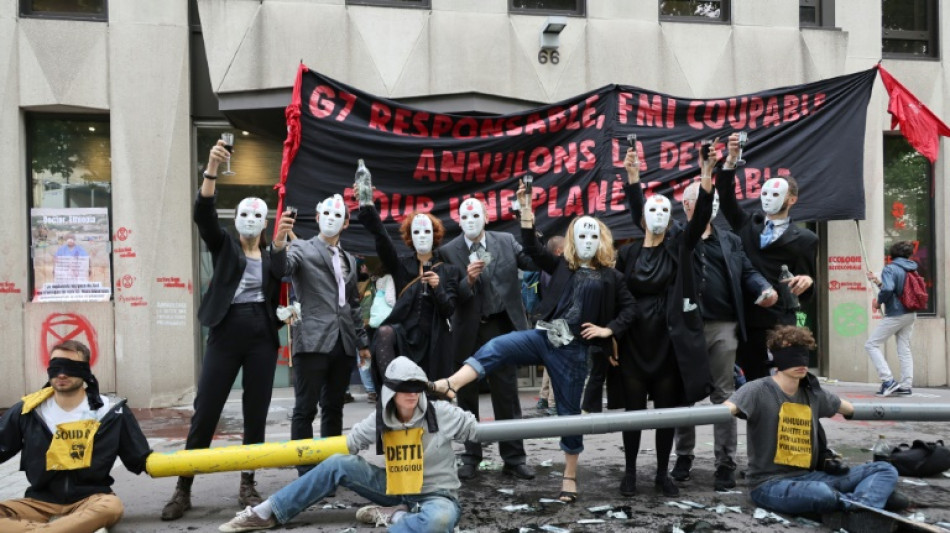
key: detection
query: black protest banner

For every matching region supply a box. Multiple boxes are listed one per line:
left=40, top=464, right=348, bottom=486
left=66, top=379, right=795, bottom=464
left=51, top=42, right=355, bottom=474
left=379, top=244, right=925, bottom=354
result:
left=278, top=66, right=877, bottom=254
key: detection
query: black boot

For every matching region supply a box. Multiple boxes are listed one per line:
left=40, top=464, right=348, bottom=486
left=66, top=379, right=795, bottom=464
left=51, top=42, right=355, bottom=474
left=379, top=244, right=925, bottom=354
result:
left=161, top=476, right=193, bottom=521
left=239, top=472, right=263, bottom=507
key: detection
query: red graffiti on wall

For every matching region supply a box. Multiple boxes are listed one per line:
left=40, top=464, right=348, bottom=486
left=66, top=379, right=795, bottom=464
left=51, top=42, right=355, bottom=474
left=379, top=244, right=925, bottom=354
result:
left=40, top=313, right=99, bottom=367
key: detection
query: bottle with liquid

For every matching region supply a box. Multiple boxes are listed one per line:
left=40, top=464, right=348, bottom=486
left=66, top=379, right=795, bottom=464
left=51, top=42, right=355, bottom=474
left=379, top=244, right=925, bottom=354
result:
left=872, top=434, right=891, bottom=462
left=355, top=159, right=373, bottom=206
left=779, top=264, right=800, bottom=309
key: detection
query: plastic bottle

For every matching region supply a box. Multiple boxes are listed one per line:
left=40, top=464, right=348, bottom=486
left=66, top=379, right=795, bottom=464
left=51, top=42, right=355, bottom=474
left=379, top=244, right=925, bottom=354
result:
left=779, top=264, right=800, bottom=309
left=872, top=434, right=891, bottom=462
left=355, top=159, right=373, bottom=206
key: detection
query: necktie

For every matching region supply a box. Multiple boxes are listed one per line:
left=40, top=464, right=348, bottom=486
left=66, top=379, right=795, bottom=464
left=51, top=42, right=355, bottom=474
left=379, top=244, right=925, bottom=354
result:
left=329, top=246, right=346, bottom=307
left=760, top=220, right=775, bottom=249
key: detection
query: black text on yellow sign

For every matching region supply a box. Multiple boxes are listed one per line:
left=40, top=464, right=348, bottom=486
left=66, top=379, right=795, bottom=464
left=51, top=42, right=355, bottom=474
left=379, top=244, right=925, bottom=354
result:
left=774, top=403, right=813, bottom=469
left=383, top=428, right=424, bottom=495
left=47, top=419, right=99, bottom=471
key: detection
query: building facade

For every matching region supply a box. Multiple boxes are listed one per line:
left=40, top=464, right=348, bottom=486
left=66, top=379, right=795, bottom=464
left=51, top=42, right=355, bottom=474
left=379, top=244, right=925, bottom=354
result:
left=1, top=0, right=946, bottom=407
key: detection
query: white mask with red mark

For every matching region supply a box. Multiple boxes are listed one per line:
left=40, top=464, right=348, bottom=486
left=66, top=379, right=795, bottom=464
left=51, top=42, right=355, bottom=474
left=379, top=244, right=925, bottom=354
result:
left=234, top=197, right=267, bottom=238
left=317, top=194, right=348, bottom=238
left=760, top=178, right=789, bottom=215
left=459, top=199, right=485, bottom=241
left=573, top=216, right=600, bottom=263
left=644, top=194, right=671, bottom=235
left=411, top=214, right=434, bottom=254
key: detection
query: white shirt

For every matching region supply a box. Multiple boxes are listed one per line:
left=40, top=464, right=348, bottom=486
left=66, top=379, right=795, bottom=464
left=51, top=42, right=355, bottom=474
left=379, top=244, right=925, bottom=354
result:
left=37, top=395, right=111, bottom=434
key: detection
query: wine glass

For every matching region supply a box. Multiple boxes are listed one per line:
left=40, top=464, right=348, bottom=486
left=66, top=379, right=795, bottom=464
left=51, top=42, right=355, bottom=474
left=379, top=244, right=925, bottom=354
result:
left=736, top=131, right=748, bottom=167
left=220, top=133, right=235, bottom=176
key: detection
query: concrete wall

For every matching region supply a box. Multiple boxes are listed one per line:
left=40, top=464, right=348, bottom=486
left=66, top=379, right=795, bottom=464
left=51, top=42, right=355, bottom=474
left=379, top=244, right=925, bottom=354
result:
left=0, top=1, right=196, bottom=407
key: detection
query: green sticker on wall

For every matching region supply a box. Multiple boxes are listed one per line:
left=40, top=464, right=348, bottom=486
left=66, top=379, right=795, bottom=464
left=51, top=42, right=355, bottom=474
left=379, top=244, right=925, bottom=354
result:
left=832, top=302, right=867, bottom=337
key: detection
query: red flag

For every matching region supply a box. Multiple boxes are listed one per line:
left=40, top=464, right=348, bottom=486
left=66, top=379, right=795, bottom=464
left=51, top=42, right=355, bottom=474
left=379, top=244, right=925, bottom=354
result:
left=877, top=64, right=950, bottom=163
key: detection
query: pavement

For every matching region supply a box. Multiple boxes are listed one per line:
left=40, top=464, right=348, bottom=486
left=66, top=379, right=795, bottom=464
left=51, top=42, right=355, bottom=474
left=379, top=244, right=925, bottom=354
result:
left=2, top=381, right=949, bottom=532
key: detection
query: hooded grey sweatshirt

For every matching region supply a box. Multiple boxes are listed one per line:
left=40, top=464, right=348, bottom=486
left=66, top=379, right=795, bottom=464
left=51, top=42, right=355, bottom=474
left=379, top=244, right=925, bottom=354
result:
left=346, top=356, right=478, bottom=497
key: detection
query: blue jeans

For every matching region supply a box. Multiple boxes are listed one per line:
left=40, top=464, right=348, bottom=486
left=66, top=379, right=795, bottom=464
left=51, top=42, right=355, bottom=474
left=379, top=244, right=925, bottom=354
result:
left=750, top=461, right=898, bottom=515
left=270, top=454, right=460, bottom=532
left=466, top=329, right=588, bottom=454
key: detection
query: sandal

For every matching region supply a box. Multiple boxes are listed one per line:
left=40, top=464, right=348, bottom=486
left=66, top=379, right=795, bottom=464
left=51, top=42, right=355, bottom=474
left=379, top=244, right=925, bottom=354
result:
left=427, top=378, right=457, bottom=401
left=557, top=476, right=578, bottom=504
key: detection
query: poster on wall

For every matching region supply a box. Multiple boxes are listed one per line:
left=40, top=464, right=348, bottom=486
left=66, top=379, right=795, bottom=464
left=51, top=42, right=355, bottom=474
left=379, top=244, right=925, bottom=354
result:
left=30, top=208, right=112, bottom=302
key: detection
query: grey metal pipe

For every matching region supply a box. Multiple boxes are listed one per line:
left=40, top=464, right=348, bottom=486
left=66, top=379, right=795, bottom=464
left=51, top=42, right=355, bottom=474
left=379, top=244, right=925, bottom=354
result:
left=475, top=405, right=733, bottom=443
left=473, top=402, right=950, bottom=443
left=848, top=402, right=950, bottom=422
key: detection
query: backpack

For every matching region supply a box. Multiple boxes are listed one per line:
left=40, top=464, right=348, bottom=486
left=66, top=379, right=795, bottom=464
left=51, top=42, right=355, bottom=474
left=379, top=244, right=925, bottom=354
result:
left=899, top=270, right=928, bottom=311
left=888, top=440, right=950, bottom=477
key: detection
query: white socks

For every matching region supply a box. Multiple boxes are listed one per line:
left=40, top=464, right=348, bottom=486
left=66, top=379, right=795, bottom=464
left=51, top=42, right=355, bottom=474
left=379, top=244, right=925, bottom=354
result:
left=252, top=499, right=274, bottom=520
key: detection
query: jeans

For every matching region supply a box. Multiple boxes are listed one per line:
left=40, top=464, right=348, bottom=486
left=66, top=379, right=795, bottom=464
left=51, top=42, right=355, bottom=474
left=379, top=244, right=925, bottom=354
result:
left=750, top=461, right=898, bottom=515
left=675, top=320, right=738, bottom=469
left=466, top=329, right=588, bottom=454
left=358, top=357, right=376, bottom=394
left=864, top=313, right=915, bottom=388
left=270, top=454, right=460, bottom=533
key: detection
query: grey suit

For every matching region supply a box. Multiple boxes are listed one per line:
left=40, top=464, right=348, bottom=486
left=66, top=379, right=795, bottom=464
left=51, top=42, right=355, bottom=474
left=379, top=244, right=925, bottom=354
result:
left=272, top=236, right=368, bottom=464
left=442, top=231, right=537, bottom=467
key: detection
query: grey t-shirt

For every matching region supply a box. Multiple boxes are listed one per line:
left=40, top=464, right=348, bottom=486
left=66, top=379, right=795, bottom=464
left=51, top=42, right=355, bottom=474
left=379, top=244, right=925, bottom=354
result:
left=232, top=257, right=265, bottom=304
left=730, top=377, right=841, bottom=488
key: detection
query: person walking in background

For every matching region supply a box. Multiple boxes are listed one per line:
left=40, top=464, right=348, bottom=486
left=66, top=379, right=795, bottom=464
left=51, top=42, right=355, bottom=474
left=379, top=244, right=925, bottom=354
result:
left=162, top=141, right=287, bottom=520
left=865, top=240, right=919, bottom=397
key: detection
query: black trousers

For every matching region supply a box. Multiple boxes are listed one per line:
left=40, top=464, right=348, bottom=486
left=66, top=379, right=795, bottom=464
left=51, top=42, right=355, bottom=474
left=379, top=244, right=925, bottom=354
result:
left=457, top=314, right=527, bottom=466
left=186, top=302, right=278, bottom=451
left=291, top=338, right=352, bottom=474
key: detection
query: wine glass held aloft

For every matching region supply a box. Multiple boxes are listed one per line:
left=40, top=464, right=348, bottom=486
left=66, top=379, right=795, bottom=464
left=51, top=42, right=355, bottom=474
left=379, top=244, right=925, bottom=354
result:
left=220, top=132, right=235, bottom=176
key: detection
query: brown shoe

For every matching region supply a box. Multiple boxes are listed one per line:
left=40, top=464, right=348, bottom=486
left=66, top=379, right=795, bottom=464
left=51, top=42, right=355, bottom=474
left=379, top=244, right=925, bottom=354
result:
left=161, top=477, right=193, bottom=521
left=239, top=472, right=263, bottom=507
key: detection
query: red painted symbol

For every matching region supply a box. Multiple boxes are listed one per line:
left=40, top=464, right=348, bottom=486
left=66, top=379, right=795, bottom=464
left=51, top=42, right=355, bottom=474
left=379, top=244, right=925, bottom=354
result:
left=121, top=275, right=135, bottom=289
left=466, top=202, right=475, bottom=211
left=40, top=313, right=99, bottom=367
left=334, top=200, right=342, bottom=209
left=115, top=227, right=130, bottom=241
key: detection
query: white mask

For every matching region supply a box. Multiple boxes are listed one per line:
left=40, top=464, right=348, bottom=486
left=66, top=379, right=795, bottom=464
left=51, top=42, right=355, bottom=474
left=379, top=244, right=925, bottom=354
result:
left=234, top=197, right=267, bottom=238
left=317, top=194, right=348, bottom=238
left=760, top=178, right=789, bottom=215
left=410, top=214, right=434, bottom=254
left=572, top=216, right=600, bottom=262
left=683, top=184, right=720, bottom=221
left=644, top=194, right=671, bottom=235
left=711, top=190, right=720, bottom=220
left=458, top=199, right=486, bottom=241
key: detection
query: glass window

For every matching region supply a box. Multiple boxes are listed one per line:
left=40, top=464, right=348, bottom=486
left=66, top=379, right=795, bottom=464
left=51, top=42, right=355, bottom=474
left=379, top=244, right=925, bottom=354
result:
left=800, top=0, right=834, bottom=28
left=27, top=115, right=112, bottom=302
left=345, top=0, right=430, bottom=8
left=19, top=0, right=107, bottom=20
left=660, top=0, right=728, bottom=22
left=510, top=0, right=585, bottom=16
left=882, top=134, right=935, bottom=314
left=882, top=0, right=937, bottom=58
left=195, top=125, right=283, bottom=209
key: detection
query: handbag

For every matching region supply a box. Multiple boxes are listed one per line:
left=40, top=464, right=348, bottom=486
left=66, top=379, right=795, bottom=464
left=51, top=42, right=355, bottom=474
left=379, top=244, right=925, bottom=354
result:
left=888, top=439, right=950, bottom=477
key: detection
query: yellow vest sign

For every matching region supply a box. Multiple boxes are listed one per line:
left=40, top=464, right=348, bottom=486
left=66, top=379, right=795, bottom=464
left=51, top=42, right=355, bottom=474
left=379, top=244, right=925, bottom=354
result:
left=47, top=419, right=99, bottom=471
left=774, top=402, right=813, bottom=469
left=383, top=428, right=424, bottom=495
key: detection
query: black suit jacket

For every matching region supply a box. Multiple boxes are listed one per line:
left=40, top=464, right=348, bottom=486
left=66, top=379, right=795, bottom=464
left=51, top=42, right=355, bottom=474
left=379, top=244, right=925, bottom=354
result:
left=442, top=231, right=536, bottom=362
left=193, top=191, right=283, bottom=347
left=715, top=168, right=818, bottom=328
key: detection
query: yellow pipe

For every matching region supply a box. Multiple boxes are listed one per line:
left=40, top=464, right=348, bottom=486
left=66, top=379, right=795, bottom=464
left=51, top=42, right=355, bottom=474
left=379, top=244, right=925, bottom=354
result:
left=146, top=435, right=349, bottom=478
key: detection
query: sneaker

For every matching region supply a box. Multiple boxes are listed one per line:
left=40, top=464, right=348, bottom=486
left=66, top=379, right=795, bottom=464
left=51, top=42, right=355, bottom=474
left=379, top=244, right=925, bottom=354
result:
left=876, top=380, right=900, bottom=397
left=894, top=387, right=912, bottom=396
left=356, top=504, right=408, bottom=527
left=536, top=398, right=549, bottom=410
left=713, top=466, right=736, bottom=491
left=669, top=455, right=693, bottom=482
left=218, top=506, right=276, bottom=532
left=367, top=392, right=378, bottom=403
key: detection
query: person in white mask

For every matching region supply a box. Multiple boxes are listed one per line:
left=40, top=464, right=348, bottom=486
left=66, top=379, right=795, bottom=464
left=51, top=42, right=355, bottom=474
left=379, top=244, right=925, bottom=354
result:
left=715, top=133, right=818, bottom=382
left=354, top=189, right=462, bottom=399
left=430, top=184, right=636, bottom=504
left=163, top=141, right=286, bottom=521
left=437, top=196, right=539, bottom=482
left=609, top=142, right=721, bottom=498
left=271, top=192, right=371, bottom=479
